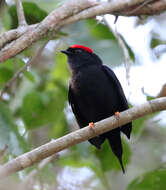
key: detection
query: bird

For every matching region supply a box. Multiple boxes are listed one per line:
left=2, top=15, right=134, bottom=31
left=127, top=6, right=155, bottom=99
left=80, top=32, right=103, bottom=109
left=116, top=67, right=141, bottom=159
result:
left=61, top=44, right=132, bottom=173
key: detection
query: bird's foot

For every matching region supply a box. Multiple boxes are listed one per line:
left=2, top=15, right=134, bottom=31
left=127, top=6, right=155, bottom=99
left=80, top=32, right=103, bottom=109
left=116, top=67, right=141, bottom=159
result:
left=89, top=122, right=95, bottom=129
left=115, top=111, right=120, bottom=118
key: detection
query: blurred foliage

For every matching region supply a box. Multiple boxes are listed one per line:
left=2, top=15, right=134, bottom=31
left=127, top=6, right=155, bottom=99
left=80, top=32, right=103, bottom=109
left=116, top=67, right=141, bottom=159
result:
left=150, top=38, right=164, bottom=49
left=0, top=0, right=166, bottom=190
left=86, top=19, right=116, bottom=41
left=0, top=59, right=14, bottom=87
left=132, top=116, right=146, bottom=136
left=127, top=169, right=166, bottom=190
left=0, top=102, right=29, bottom=155
left=8, top=2, right=48, bottom=28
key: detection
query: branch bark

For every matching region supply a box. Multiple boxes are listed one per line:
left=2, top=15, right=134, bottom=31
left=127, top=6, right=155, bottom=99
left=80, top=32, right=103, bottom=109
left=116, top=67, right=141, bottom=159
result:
left=15, top=0, right=27, bottom=26
left=0, top=25, right=37, bottom=50
left=0, top=0, right=165, bottom=62
left=0, top=0, right=97, bottom=62
left=0, top=97, right=166, bottom=179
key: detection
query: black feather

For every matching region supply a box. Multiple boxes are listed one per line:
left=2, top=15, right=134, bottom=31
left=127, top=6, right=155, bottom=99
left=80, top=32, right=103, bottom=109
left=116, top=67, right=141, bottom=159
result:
left=62, top=46, right=132, bottom=173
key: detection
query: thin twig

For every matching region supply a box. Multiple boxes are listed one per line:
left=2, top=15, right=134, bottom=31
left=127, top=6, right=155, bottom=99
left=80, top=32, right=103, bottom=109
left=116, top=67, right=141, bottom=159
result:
left=0, top=40, right=49, bottom=101
left=127, top=0, right=156, bottom=15
left=0, top=96, right=166, bottom=178
left=15, top=0, right=27, bottom=26
left=158, top=84, right=166, bottom=98
left=104, top=16, right=131, bottom=85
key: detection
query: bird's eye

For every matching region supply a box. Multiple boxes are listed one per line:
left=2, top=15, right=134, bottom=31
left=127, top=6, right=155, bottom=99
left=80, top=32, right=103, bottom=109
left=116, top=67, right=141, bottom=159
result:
left=75, top=49, right=82, bottom=53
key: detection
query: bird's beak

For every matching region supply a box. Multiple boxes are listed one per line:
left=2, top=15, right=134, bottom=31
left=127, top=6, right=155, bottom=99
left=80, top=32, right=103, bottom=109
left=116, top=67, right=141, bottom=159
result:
left=61, top=50, right=70, bottom=55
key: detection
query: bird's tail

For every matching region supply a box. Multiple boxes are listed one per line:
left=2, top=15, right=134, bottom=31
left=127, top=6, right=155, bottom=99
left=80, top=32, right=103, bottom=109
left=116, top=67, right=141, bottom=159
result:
left=121, top=122, right=132, bottom=139
left=107, top=133, right=125, bottom=173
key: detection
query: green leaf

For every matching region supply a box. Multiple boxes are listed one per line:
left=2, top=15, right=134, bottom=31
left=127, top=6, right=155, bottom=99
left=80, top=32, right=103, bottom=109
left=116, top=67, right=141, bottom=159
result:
left=52, top=52, right=70, bottom=82
left=132, top=117, right=146, bottom=136
left=0, top=67, right=13, bottom=87
left=95, top=138, right=131, bottom=172
left=2, top=58, right=14, bottom=70
left=21, top=91, right=46, bottom=128
left=120, top=34, right=135, bottom=62
left=0, top=59, right=15, bottom=87
left=146, top=95, right=155, bottom=101
left=21, top=88, right=67, bottom=129
left=127, top=169, right=166, bottom=190
left=86, top=19, right=116, bottom=41
left=15, top=58, right=25, bottom=69
left=8, top=2, right=47, bottom=28
left=151, top=38, right=163, bottom=49
left=22, top=91, right=48, bottom=128
left=23, top=71, right=35, bottom=83
left=48, top=112, right=69, bottom=139
left=47, top=51, right=70, bottom=91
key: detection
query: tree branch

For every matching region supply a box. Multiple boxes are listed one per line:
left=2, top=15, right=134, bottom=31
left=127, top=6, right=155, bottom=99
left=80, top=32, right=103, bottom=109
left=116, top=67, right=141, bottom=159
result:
left=0, top=0, right=97, bottom=62
left=103, top=16, right=131, bottom=85
left=15, top=0, right=27, bottom=26
left=120, top=0, right=165, bottom=16
left=0, top=25, right=37, bottom=50
left=0, top=0, right=165, bottom=62
left=0, top=97, right=166, bottom=179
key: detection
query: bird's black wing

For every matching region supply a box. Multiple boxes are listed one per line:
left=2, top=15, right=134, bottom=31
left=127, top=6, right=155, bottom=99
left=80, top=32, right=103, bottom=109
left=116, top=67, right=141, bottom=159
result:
left=102, top=65, right=132, bottom=139
left=68, top=84, right=105, bottom=149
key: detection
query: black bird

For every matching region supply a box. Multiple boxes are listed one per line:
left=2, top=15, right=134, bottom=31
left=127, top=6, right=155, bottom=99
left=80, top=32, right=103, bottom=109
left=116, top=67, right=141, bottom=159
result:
left=61, top=44, right=132, bottom=173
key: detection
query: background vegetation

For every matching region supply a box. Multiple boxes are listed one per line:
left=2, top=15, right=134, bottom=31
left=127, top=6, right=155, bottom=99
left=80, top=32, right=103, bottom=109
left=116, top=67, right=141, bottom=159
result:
left=0, top=0, right=166, bottom=189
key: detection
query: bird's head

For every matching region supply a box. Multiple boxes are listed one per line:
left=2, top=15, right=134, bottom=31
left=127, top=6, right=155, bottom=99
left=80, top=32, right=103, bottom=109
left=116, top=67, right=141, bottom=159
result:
left=61, top=44, right=102, bottom=71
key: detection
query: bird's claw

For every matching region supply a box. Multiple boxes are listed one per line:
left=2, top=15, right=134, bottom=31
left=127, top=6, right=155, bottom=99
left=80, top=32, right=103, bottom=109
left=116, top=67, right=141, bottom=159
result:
left=89, top=122, right=95, bottom=128
left=115, top=111, right=120, bottom=118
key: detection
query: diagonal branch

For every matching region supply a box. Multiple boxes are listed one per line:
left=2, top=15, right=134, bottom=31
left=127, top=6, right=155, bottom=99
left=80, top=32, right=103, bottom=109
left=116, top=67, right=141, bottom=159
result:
left=103, top=16, right=131, bottom=85
left=0, top=0, right=97, bottom=62
left=0, top=0, right=165, bottom=62
left=0, top=96, right=166, bottom=179
left=0, top=24, right=37, bottom=50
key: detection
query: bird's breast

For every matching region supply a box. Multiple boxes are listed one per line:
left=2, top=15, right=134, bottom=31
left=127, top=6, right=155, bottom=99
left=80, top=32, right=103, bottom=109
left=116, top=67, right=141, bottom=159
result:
left=70, top=66, right=119, bottom=122
left=71, top=66, right=107, bottom=96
